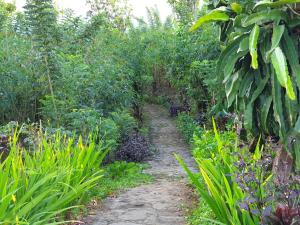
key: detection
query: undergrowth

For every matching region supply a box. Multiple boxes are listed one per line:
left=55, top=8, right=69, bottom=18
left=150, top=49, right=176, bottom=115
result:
left=96, top=162, right=153, bottom=199
left=187, top=200, right=215, bottom=225
left=177, top=113, right=300, bottom=224
left=0, top=128, right=153, bottom=224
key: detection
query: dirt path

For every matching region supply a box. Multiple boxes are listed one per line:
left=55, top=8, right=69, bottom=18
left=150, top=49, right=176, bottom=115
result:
left=90, top=104, right=197, bottom=225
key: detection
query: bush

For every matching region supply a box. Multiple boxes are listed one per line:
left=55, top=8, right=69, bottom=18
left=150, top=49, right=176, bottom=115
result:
left=115, top=133, right=151, bottom=163
left=105, top=161, right=145, bottom=180
left=98, top=117, right=120, bottom=150
left=110, top=110, right=138, bottom=140
left=176, top=113, right=203, bottom=144
left=192, top=129, right=236, bottom=160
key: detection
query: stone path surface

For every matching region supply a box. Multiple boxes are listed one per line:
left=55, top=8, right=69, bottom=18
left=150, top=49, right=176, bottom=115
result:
left=90, top=104, right=197, bottom=225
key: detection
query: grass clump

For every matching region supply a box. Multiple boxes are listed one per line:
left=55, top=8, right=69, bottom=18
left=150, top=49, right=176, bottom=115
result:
left=96, top=162, right=153, bottom=199
left=0, top=131, right=107, bottom=224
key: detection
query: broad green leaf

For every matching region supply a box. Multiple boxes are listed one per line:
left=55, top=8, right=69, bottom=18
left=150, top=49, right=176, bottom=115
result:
left=190, top=9, right=229, bottom=32
left=238, top=37, right=249, bottom=52
left=253, top=136, right=263, bottom=161
left=285, top=91, right=298, bottom=127
left=249, top=24, right=260, bottom=69
left=260, top=95, right=272, bottom=131
left=289, top=18, right=300, bottom=28
left=242, top=9, right=288, bottom=27
left=267, top=24, right=284, bottom=58
left=225, top=72, right=240, bottom=108
left=271, top=47, right=296, bottom=100
left=239, top=71, right=254, bottom=97
left=282, top=31, right=300, bottom=89
left=244, top=71, right=268, bottom=131
left=271, top=68, right=287, bottom=139
left=223, top=50, right=247, bottom=83
left=218, top=35, right=245, bottom=81
left=260, top=32, right=272, bottom=63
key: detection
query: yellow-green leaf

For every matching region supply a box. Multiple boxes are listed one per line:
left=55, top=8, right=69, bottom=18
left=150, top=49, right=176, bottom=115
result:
left=231, top=2, right=242, bottom=14
left=267, top=24, right=284, bottom=58
left=249, top=24, right=260, bottom=69
left=271, top=47, right=296, bottom=100
left=190, top=10, right=229, bottom=32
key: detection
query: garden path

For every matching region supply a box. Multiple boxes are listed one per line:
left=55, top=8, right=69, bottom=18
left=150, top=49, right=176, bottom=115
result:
left=89, top=104, right=197, bottom=225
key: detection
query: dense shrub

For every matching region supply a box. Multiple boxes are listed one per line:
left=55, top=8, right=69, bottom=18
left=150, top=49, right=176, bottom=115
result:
left=0, top=35, right=36, bottom=123
left=176, top=113, right=202, bottom=144
left=110, top=110, right=138, bottom=140
left=192, top=129, right=236, bottom=159
left=115, top=133, right=151, bottom=163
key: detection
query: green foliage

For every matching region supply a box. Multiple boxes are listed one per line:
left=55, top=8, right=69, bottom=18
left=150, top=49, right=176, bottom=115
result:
left=176, top=113, right=203, bottom=143
left=192, top=0, right=300, bottom=170
left=187, top=200, right=215, bottom=225
left=24, top=0, right=60, bottom=119
left=97, top=162, right=153, bottom=199
left=0, top=1, right=15, bottom=30
left=168, top=0, right=199, bottom=24
left=86, top=0, right=132, bottom=31
left=0, top=35, right=35, bottom=122
left=176, top=124, right=274, bottom=225
left=110, top=110, right=138, bottom=139
left=0, top=131, right=107, bottom=224
left=192, top=129, right=236, bottom=160
left=189, top=60, right=222, bottom=111
left=166, top=20, right=220, bottom=112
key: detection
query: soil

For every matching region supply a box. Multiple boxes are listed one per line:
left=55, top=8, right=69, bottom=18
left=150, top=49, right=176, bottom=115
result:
left=87, top=104, right=198, bottom=225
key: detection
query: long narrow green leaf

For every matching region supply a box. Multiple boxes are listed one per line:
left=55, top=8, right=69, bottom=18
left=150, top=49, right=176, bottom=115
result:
left=282, top=31, right=300, bottom=89
left=267, top=24, right=285, bottom=58
left=271, top=47, right=296, bottom=100
left=190, top=9, right=229, bottom=32
left=249, top=24, right=260, bottom=69
left=271, top=68, right=287, bottom=139
left=260, top=95, right=272, bottom=131
left=242, top=9, right=288, bottom=27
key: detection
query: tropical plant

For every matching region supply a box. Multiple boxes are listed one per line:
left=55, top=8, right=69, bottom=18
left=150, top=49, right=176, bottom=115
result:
left=0, top=130, right=107, bottom=224
left=176, top=113, right=203, bottom=143
left=176, top=120, right=277, bottom=225
left=24, top=0, right=60, bottom=121
left=191, top=0, right=300, bottom=171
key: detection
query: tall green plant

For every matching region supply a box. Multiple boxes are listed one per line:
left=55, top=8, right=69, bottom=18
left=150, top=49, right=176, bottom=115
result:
left=24, top=0, right=60, bottom=121
left=0, top=131, right=107, bottom=224
left=176, top=120, right=273, bottom=225
left=191, top=0, right=300, bottom=170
